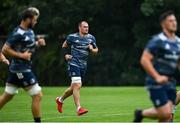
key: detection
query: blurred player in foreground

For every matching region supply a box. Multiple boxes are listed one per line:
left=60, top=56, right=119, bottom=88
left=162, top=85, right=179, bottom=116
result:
left=0, top=7, right=46, bottom=123
left=56, top=21, right=98, bottom=116
left=134, top=10, right=180, bottom=122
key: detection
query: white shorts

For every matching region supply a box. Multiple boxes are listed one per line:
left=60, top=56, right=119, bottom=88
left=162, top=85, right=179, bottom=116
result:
left=71, top=77, right=82, bottom=84
left=5, top=85, right=18, bottom=95
left=5, top=83, right=41, bottom=96
left=27, top=83, right=42, bottom=96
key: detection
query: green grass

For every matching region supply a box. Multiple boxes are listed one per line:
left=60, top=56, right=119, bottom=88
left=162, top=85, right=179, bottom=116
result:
left=0, top=87, right=180, bottom=122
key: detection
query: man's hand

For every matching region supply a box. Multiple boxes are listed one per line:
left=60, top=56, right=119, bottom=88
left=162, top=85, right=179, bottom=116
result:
left=36, top=38, right=46, bottom=46
left=141, top=51, right=169, bottom=84
left=19, top=50, right=32, bottom=61
left=0, top=53, right=10, bottom=65
left=65, top=54, right=72, bottom=61
left=88, top=44, right=98, bottom=54
left=2, top=59, right=10, bottom=65
left=88, top=44, right=93, bottom=52
left=155, top=75, right=169, bottom=84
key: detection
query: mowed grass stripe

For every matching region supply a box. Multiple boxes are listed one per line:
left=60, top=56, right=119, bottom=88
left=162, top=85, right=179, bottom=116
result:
left=0, top=87, right=180, bottom=122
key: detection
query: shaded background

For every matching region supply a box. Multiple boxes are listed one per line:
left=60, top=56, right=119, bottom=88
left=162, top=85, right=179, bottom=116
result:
left=0, top=0, right=180, bottom=86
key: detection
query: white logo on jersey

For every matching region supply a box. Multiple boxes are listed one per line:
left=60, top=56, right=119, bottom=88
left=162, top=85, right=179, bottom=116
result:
left=25, top=36, right=30, bottom=41
left=75, top=40, right=80, bottom=43
left=16, top=73, right=24, bottom=79
left=72, top=72, right=76, bottom=76
left=165, top=51, right=179, bottom=60
left=155, top=99, right=160, bottom=106
left=165, top=44, right=170, bottom=49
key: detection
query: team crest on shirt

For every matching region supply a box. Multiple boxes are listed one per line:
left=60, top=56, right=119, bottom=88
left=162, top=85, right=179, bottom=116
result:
left=165, top=44, right=170, bottom=49
left=25, top=36, right=30, bottom=41
left=75, top=40, right=80, bottom=43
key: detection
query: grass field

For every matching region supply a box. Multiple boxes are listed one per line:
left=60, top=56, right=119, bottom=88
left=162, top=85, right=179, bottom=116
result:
left=0, top=87, right=180, bottom=122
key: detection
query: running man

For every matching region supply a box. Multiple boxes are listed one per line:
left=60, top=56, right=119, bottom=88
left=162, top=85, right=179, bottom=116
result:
left=0, top=7, right=46, bottom=123
left=133, top=11, right=180, bottom=122
left=56, top=21, right=98, bottom=116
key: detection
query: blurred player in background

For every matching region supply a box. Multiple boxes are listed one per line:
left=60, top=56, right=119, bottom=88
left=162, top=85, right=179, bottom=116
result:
left=56, top=21, right=98, bottom=116
left=0, top=7, right=46, bottom=123
left=133, top=10, right=180, bottom=122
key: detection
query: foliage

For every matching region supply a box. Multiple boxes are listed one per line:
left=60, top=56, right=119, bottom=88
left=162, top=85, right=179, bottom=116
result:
left=1, top=0, right=180, bottom=86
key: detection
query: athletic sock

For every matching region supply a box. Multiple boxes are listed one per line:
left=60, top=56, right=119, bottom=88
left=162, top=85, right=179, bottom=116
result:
left=172, top=105, right=176, bottom=114
left=34, top=117, right=41, bottom=123
left=59, top=96, right=63, bottom=103
left=77, top=106, right=81, bottom=111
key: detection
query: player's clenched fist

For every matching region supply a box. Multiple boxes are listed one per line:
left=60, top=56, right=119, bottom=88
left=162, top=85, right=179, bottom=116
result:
left=36, top=38, right=46, bottom=46
left=19, top=50, right=32, bottom=61
left=88, top=44, right=93, bottom=52
left=65, top=54, right=72, bottom=61
left=155, top=75, right=169, bottom=84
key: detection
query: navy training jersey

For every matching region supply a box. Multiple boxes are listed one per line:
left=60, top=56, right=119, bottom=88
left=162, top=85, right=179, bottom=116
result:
left=66, top=33, right=97, bottom=68
left=6, top=26, right=36, bottom=72
left=145, top=32, right=180, bottom=85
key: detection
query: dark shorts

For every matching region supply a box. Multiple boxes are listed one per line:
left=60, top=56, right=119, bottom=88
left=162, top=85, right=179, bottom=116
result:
left=147, top=83, right=176, bottom=108
left=68, top=65, right=86, bottom=78
left=7, top=71, right=37, bottom=87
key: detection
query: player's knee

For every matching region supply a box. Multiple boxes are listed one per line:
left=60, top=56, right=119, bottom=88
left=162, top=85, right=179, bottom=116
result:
left=33, top=92, right=43, bottom=102
left=38, top=92, right=43, bottom=100
left=37, top=92, right=43, bottom=99
left=158, top=111, right=171, bottom=120
left=74, top=84, right=81, bottom=89
left=72, top=83, right=81, bottom=90
left=28, top=83, right=42, bottom=96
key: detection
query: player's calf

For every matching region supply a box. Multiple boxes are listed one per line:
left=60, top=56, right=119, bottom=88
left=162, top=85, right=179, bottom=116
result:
left=26, top=83, right=42, bottom=122
left=62, top=87, right=73, bottom=100
left=72, top=83, right=81, bottom=108
left=0, top=84, right=18, bottom=109
left=32, top=92, right=42, bottom=123
left=0, top=92, right=14, bottom=109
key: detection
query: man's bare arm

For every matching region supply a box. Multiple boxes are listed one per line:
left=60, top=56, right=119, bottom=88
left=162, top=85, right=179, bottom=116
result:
left=140, top=50, right=168, bottom=84
left=2, top=43, right=32, bottom=61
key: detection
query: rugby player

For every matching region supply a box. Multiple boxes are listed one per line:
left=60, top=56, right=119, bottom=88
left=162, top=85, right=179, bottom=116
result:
left=134, top=11, right=180, bottom=122
left=56, top=21, right=98, bottom=116
left=0, top=7, right=46, bottom=123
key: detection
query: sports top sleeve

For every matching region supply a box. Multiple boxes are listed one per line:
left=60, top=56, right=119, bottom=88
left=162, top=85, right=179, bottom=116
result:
left=145, top=37, right=160, bottom=56
left=6, top=33, right=24, bottom=47
left=66, top=35, right=73, bottom=45
left=90, top=36, right=97, bottom=48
